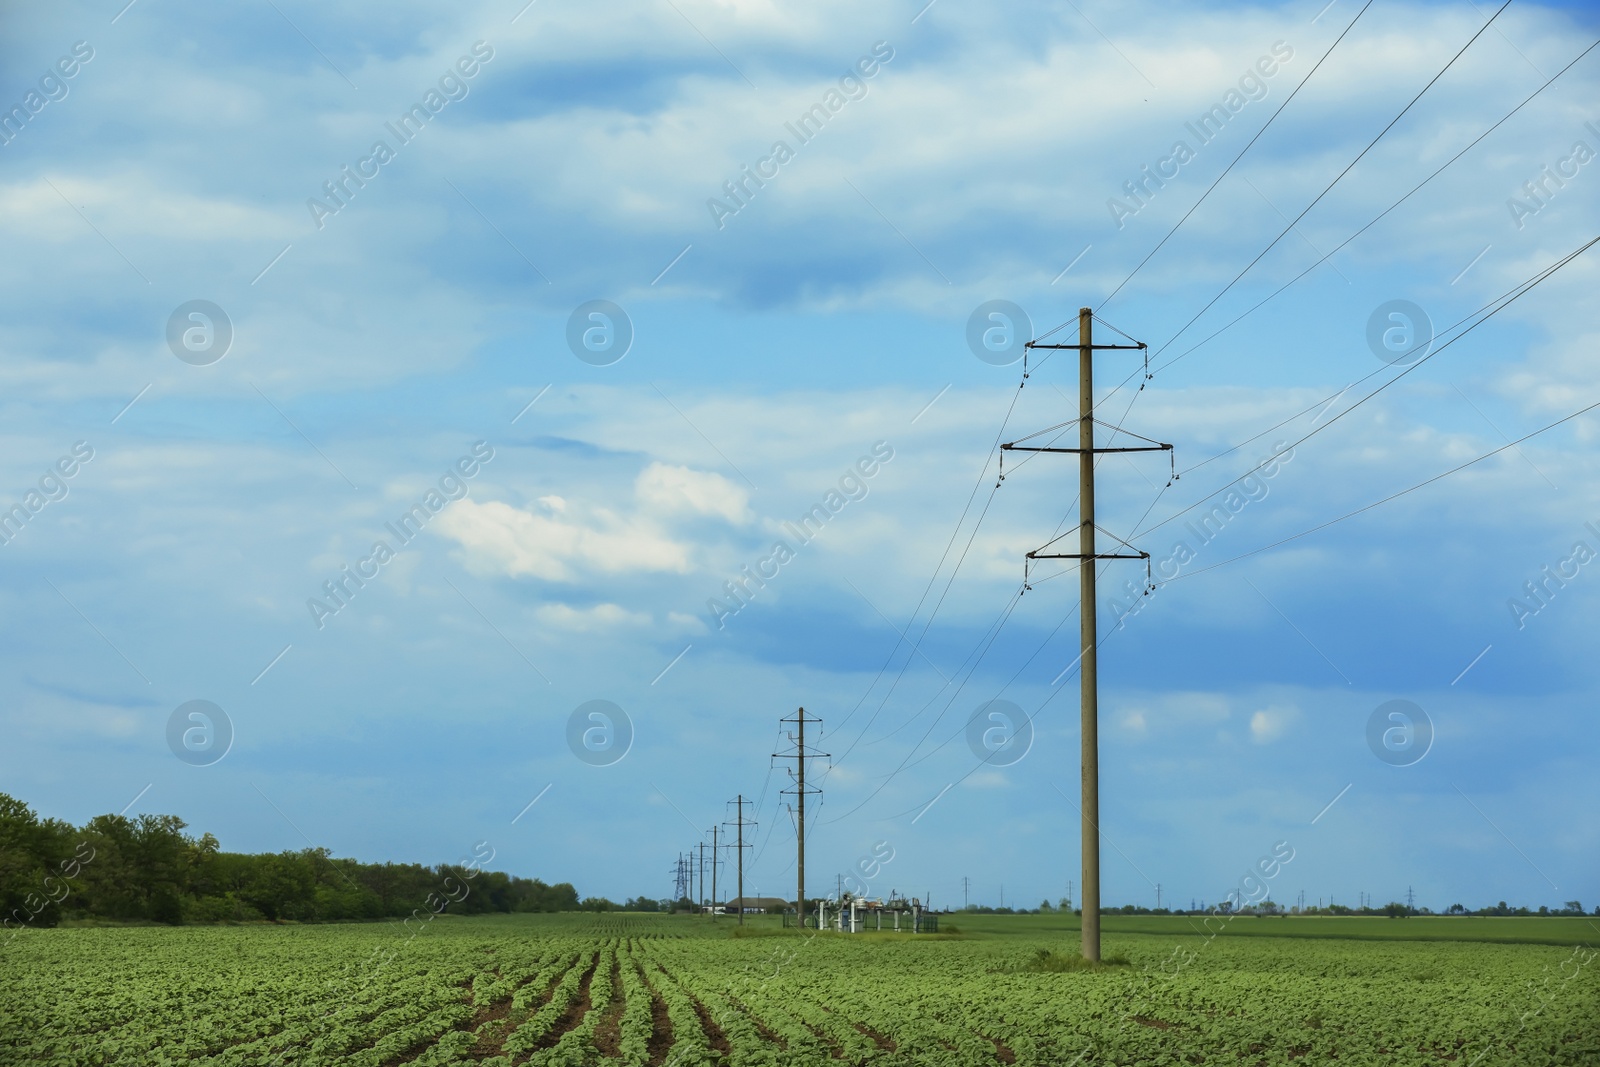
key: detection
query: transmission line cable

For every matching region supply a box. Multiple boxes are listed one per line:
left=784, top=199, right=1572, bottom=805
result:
left=832, top=378, right=1028, bottom=738
left=1132, top=233, right=1599, bottom=544
left=1098, top=0, right=1377, bottom=310
left=1162, top=396, right=1600, bottom=586
left=1153, top=34, right=1600, bottom=378
left=1154, top=0, right=1512, bottom=358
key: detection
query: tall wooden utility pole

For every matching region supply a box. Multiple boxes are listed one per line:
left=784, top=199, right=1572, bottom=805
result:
left=710, top=826, right=719, bottom=916
left=775, top=707, right=827, bottom=928
left=1002, top=307, right=1170, bottom=961
left=726, top=795, right=755, bottom=926
left=697, top=842, right=705, bottom=909
left=1076, top=306, right=1102, bottom=959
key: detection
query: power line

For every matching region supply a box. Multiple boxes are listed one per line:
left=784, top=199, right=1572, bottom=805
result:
left=832, top=2, right=1504, bottom=793
left=1055, top=10, right=1582, bottom=553
left=824, top=477, right=1173, bottom=815
left=820, top=585, right=1027, bottom=824
left=1097, top=0, right=1377, bottom=310
left=816, top=10, right=1577, bottom=838
left=1160, top=392, right=1600, bottom=587
left=828, top=378, right=1158, bottom=783
left=1133, top=233, right=1600, bottom=546
left=832, top=379, right=1030, bottom=743
left=1154, top=0, right=1512, bottom=359
left=827, top=318, right=1150, bottom=780
left=1080, top=28, right=1596, bottom=444
left=1153, top=34, right=1600, bottom=380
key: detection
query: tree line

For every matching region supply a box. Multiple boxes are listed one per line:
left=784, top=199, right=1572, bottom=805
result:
left=0, top=792, right=582, bottom=930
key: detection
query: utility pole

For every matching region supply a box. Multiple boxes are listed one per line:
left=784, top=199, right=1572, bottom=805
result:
left=1003, top=307, right=1169, bottom=961
left=837, top=874, right=842, bottom=901
left=697, top=842, right=705, bottom=909
left=672, top=853, right=691, bottom=904
left=1407, top=886, right=1415, bottom=914
left=775, top=707, right=827, bottom=927
left=725, top=795, right=755, bottom=926
left=962, top=876, right=970, bottom=910
left=710, top=826, right=719, bottom=917
left=1156, top=883, right=1162, bottom=911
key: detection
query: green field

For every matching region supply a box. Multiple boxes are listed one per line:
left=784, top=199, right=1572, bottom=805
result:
left=3, top=912, right=1596, bottom=1066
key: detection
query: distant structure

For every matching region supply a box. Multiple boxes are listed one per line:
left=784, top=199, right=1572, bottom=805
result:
left=724, top=896, right=789, bottom=914
left=813, top=892, right=937, bottom=934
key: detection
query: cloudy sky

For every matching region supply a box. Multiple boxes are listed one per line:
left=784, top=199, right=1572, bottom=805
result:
left=4, top=0, right=1598, bottom=913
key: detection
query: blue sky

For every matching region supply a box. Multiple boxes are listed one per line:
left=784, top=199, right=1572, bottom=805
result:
left=3, top=0, right=1598, bottom=914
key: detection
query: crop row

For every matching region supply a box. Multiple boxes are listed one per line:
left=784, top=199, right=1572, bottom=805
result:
left=7, top=918, right=1598, bottom=1065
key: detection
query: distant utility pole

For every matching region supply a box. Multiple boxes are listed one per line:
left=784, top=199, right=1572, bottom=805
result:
left=1407, top=886, right=1415, bottom=913
left=697, top=842, right=705, bottom=908
left=710, top=826, right=719, bottom=916
left=774, top=707, right=828, bottom=927
left=1156, top=883, right=1162, bottom=911
left=726, top=795, right=756, bottom=926
left=963, top=876, right=970, bottom=909
left=672, top=853, right=691, bottom=902
left=1003, top=307, right=1169, bottom=962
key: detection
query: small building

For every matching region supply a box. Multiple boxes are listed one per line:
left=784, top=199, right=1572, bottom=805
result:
left=723, top=896, right=790, bottom=914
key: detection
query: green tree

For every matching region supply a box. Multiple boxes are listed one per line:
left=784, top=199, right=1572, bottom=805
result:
left=0, top=793, right=67, bottom=928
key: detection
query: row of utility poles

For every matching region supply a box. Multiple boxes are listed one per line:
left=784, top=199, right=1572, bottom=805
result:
left=662, top=310, right=1154, bottom=959
left=669, top=707, right=827, bottom=927
left=674, top=797, right=758, bottom=924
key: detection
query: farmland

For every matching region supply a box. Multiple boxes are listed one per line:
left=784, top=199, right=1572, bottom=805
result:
left=3, top=913, right=1596, bottom=1066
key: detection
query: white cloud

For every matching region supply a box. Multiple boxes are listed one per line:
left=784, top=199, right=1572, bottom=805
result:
left=435, top=497, right=692, bottom=581
left=533, top=602, right=652, bottom=631
left=433, top=460, right=754, bottom=582
left=635, top=462, right=751, bottom=524
left=1249, top=705, right=1298, bottom=744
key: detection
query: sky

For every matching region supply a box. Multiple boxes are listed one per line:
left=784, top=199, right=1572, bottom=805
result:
left=3, top=0, right=1598, bottom=915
